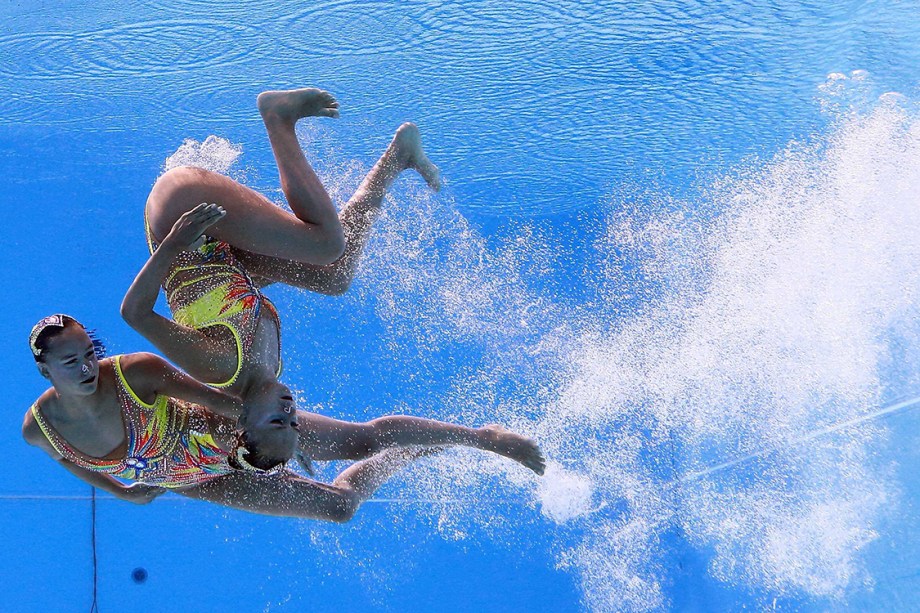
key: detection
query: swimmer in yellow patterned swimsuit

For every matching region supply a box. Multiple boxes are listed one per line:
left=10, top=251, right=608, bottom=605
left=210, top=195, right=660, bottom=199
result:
left=113, top=87, right=545, bottom=519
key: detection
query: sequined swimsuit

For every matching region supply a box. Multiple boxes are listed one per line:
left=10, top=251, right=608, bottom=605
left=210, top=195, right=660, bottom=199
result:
left=146, top=214, right=282, bottom=387
left=31, top=356, right=233, bottom=488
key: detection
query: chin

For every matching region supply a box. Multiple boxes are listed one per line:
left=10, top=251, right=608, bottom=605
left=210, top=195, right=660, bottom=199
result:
left=75, top=380, right=99, bottom=395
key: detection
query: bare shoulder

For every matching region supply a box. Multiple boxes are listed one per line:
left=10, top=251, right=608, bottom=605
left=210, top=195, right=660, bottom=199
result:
left=118, top=352, right=170, bottom=375
left=21, top=406, right=41, bottom=445
left=116, top=352, right=171, bottom=402
left=22, top=391, right=56, bottom=453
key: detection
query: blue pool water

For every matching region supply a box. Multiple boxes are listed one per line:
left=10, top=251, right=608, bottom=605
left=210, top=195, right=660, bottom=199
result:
left=4, top=1, right=920, bottom=611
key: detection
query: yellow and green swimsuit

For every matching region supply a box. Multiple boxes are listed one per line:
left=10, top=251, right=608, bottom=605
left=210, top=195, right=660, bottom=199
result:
left=146, top=218, right=282, bottom=387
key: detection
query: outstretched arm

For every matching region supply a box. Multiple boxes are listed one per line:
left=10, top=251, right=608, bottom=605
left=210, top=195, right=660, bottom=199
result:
left=121, top=203, right=235, bottom=383
left=58, top=459, right=165, bottom=504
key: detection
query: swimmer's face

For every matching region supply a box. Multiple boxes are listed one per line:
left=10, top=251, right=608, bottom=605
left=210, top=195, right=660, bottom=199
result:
left=240, top=380, right=299, bottom=463
left=37, top=325, right=100, bottom=396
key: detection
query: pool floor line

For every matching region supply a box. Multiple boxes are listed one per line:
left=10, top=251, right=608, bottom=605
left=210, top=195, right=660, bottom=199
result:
left=0, top=494, right=513, bottom=503
left=676, top=394, right=920, bottom=483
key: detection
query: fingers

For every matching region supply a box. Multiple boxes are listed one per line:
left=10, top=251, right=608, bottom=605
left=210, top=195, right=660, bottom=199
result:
left=189, top=201, right=225, bottom=220
left=322, top=99, right=340, bottom=119
left=166, top=202, right=227, bottom=249
left=187, top=202, right=226, bottom=230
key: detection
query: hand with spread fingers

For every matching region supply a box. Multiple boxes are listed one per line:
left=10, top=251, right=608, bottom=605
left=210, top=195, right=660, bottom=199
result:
left=160, top=202, right=226, bottom=252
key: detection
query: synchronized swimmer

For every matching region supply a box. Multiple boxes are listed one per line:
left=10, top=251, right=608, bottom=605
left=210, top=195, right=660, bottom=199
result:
left=23, top=88, right=545, bottom=522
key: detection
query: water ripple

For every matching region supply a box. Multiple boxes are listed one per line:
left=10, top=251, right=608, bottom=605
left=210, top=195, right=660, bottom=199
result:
left=0, top=20, right=266, bottom=80
left=274, top=0, right=437, bottom=57
left=140, top=0, right=297, bottom=19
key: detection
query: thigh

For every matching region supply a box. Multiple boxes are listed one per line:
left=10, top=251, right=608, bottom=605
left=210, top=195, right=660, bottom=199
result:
left=175, top=470, right=352, bottom=520
left=296, top=411, right=376, bottom=461
left=146, top=166, right=312, bottom=259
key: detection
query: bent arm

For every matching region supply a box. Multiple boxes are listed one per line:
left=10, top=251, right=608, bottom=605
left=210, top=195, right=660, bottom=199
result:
left=122, top=204, right=236, bottom=383
left=122, top=202, right=225, bottom=326
left=22, top=414, right=163, bottom=504
left=120, top=236, right=182, bottom=330
left=124, top=352, right=244, bottom=421
left=120, top=241, right=229, bottom=381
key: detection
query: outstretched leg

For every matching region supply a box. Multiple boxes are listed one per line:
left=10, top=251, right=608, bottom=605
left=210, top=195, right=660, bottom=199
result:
left=177, top=447, right=432, bottom=522
left=296, top=412, right=546, bottom=475
left=146, top=88, right=346, bottom=265
left=235, top=122, right=440, bottom=294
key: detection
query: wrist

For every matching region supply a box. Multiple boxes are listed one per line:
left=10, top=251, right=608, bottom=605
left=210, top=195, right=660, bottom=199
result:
left=156, top=238, right=185, bottom=256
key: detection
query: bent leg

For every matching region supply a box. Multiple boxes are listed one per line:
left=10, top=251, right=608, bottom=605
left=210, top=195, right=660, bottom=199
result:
left=235, top=122, right=440, bottom=294
left=297, top=412, right=545, bottom=475
left=176, top=448, right=430, bottom=522
left=146, top=88, right=345, bottom=265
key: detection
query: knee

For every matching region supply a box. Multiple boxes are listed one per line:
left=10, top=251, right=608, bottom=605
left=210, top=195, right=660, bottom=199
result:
left=151, top=166, right=202, bottom=196
left=366, top=417, right=402, bottom=444
left=320, top=275, right=351, bottom=297
left=328, top=490, right=360, bottom=524
left=147, top=166, right=207, bottom=231
left=354, top=423, right=386, bottom=455
left=312, top=228, right=346, bottom=266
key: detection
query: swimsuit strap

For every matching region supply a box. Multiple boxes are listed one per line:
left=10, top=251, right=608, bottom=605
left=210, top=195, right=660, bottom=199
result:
left=113, top=355, right=158, bottom=410
left=113, top=355, right=187, bottom=458
left=144, top=208, right=160, bottom=254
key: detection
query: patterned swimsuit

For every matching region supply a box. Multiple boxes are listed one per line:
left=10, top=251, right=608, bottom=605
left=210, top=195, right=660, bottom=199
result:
left=146, top=215, right=282, bottom=387
left=31, top=356, right=233, bottom=488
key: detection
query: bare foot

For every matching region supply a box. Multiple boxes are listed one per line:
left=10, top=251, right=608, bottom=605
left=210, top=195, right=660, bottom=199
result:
left=391, top=122, right=441, bottom=191
left=480, top=425, right=546, bottom=475
left=257, top=88, right=340, bottom=124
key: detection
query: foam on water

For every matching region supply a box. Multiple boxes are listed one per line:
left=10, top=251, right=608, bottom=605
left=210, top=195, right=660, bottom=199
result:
left=536, top=462, right=595, bottom=523
left=169, top=76, right=920, bottom=610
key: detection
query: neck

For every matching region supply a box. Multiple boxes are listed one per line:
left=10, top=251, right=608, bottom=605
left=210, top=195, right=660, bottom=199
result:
left=53, top=385, right=105, bottom=417
left=238, top=365, right=277, bottom=401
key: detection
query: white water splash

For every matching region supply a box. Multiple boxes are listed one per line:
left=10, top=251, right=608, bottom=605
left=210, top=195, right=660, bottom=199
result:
left=536, top=462, right=595, bottom=523
left=164, top=135, right=242, bottom=174
left=351, top=83, right=920, bottom=609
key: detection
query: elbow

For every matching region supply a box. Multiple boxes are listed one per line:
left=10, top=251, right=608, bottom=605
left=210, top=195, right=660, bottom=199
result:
left=119, top=301, right=136, bottom=326
left=120, top=297, right=143, bottom=328
left=326, top=491, right=360, bottom=524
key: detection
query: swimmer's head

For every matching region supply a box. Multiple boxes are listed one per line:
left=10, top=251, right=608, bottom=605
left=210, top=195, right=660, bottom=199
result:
left=30, top=314, right=106, bottom=396
left=232, top=379, right=299, bottom=472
